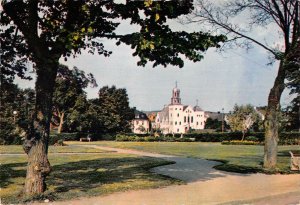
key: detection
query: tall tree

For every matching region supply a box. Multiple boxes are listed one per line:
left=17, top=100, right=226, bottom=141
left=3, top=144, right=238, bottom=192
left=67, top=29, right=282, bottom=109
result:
left=87, top=86, right=135, bottom=134
left=1, top=0, right=225, bottom=195
left=226, top=104, right=259, bottom=141
left=0, top=82, right=35, bottom=144
left=185, top=0, right=300, bottom=169
left=52, top=65, right=96, bottom=133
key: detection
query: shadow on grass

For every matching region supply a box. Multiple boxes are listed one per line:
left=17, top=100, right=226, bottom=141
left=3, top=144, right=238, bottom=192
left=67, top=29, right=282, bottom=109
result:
left=0, top=162, right=27, bottom=189
left=209, top=156, right=263, bottom=174
left=47, top=156, right=180, bottom=198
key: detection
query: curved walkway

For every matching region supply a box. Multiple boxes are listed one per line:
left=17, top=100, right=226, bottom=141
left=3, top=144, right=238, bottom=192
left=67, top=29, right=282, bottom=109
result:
left=36, top=145, right=300, bottom=205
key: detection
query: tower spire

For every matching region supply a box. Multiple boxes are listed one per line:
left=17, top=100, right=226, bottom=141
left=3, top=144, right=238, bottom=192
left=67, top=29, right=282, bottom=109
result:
left=171, top=83, right=181, bottom=105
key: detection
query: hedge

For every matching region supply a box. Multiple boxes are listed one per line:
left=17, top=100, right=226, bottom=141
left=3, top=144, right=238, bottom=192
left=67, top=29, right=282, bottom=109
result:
left=49, top=133, right=80, bottom=145
left=115, top=134, right=194, bottom=142
left=114, top=132, right=300, bottom=145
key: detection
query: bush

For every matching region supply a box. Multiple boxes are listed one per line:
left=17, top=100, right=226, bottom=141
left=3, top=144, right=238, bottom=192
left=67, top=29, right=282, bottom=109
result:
left=115, top=134, right=197, bottom=142
left=245, top=136, right=259, bottom=142
left=221, top=140, right=261, bottom=145
left=278, top=132, right=300, bottom=145
left=49, top=133, right=80, bottom=145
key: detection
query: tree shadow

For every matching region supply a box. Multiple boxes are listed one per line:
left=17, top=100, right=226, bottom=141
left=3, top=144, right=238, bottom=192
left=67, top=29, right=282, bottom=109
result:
left=48, top=156, right=176, bottom=194
left=0, top=162, right=27, bottom=189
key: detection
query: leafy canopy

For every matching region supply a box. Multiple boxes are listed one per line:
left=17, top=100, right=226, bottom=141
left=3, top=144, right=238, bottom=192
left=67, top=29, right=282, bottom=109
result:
left=1, top=0, right=226, bottom=73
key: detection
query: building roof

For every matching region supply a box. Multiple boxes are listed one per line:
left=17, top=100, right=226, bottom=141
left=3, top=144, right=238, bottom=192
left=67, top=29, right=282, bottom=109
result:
left=134, top=110, right=149, bottom=120
left=193, top=105, right=203, bottom=112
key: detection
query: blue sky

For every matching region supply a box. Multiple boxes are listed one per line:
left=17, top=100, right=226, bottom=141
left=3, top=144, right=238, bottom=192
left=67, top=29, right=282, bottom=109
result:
left=15, top=7, right=293, bottom=113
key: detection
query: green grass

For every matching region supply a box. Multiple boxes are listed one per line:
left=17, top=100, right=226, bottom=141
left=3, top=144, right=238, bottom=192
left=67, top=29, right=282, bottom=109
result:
left=69, top=141, right=300, bottom=174
left=0, top=145, right=107, bottom=154
left=0, top=147, right=180, bottom=204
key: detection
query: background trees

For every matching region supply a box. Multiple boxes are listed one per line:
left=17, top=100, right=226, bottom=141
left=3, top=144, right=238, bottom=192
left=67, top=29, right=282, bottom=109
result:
left=84, top=86, right=135, bottom=134
left=0, top=82, right=35, bottom=144
left=185, top=0, right=300, bottom=169
left=226, top=104, right=260, bottom=141
left=52, top=65, right=97, bottom=133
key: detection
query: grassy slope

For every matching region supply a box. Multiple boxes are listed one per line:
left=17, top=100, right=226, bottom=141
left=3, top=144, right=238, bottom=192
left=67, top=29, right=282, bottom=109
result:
left=71, top=141, right=300, bottom=173
left=0, top=147, right=180, bottom=204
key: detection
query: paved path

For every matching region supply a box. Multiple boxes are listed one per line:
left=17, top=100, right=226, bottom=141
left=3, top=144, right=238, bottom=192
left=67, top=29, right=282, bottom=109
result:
left=35, top=145, right=300, bottom=205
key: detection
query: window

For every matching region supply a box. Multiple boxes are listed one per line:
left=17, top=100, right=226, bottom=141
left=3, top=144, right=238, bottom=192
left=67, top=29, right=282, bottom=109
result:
left=197, top=122, right=199, bottom=125
left=179, top=121, right=181, bottom=125
left=188, top=117, right=190, bottom=123
left=177, top=129, right=179, bottom=132
left=177, top=113, right=179, bottom=117
left=142, top=122, right=144, bottom=125
left=201, top=122, right=203, bottom=125
left=175, top=121, right=177, bottom=125
left=170, top=114, right=172, bottom=117
left=175, top=108, right=177, bottom=110
left=184, top=116, right=186, bottom=123
left=191, top=117, right=194, bottom=123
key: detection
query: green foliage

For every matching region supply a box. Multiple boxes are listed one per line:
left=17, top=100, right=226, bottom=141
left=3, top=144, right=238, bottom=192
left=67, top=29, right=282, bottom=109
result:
left=221, top=140, right=261, bottom=145
left=49, top=133, right=80, bottom=145
left=0, top=82, right=35, bottom=145
left=82, top=86, right=135, bottom=134
left=115, top=134, right=194, bottom=142
left=283, top=96, right=300, bottom=131
left=204, top=117, right=230, bottom=131
left=226, top=104, right=261, bottom=139
left=52, top=65, right=97, bottom=133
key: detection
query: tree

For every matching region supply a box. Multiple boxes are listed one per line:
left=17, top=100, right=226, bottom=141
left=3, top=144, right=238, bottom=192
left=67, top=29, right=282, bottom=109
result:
left=226, top=104, right=259, bottom=141
left=185, top=0, right=300, bottom=169
left=96, top=85, right=135, bottom=134
left=204, top=117, right=229, bottom=131
left=0, top=82, right=35, bottom=144
left=2, top=1, right=226, bottom=195
left=284, top=97, right=300, bottom=131
left=52, top=65, right=97, bottom=133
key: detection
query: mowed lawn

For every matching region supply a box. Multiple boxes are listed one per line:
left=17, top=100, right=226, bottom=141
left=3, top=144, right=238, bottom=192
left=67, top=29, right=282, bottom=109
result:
left=68, top=141, right=300, bottom=173
left=0, top=145, right=180, bottom=204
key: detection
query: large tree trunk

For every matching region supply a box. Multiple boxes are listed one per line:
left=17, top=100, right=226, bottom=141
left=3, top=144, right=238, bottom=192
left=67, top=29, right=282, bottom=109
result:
left=23, top=60, right=58, bottom=195
left=263, top=61, right=286, bottom=170
left=57, top=112, right=65, bottom=134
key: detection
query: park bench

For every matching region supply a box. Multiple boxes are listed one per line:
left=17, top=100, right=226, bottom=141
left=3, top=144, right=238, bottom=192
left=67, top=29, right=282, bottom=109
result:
left=289, top=151, right=300, bottom=171
left=79, top=136, right=91, bottom=142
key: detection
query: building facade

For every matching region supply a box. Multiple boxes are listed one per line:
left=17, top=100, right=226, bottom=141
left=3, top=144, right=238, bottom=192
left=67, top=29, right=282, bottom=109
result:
left=155, top=85, right=206, bottom=134
left=132, top=111, right=151, bottom=134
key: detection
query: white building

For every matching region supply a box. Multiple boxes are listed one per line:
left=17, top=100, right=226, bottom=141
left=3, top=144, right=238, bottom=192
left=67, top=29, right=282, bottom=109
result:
left=132, top=111, right=151, bottom=134
left=156, top=85, right=206, bottom=134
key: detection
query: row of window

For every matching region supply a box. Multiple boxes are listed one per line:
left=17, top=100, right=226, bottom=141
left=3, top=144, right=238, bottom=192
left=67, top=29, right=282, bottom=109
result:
left=171, top=121, right=203, bottom=126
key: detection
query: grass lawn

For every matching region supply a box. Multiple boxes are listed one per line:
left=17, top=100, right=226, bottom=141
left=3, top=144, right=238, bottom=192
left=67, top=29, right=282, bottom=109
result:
left=68, top=141, right=300, bottom=174
left=0, top=146, right=180, bottom=204
left=0, top=145, right=107, bottom=154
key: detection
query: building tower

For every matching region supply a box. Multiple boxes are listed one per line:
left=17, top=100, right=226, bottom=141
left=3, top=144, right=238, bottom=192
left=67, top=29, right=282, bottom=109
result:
left=171, top=81, right=181, bottom=105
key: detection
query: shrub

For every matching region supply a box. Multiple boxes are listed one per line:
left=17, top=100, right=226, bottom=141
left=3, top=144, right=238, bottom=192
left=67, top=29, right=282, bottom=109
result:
left=49, top=133, right=80, bottom=145
left=245, top=136, right=259, bottom=142
left=222, top=140, right=261, bottom=145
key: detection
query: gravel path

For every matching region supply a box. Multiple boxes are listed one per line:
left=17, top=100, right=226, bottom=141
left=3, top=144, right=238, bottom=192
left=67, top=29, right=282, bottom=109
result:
left=34, top=145, right=300, bottom=205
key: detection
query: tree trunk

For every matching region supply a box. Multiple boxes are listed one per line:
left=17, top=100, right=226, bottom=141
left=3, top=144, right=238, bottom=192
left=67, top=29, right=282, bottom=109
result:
left=263, top=61, right=286, bottom=170
left=23, top=59, right=58, bottom=196
left=57, top=112, right=64, bottom=134
left=241, top=130, right=245, bottom=141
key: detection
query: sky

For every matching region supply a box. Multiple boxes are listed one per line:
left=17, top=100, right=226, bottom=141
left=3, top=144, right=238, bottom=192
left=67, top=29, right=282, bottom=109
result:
left=15, top=3, right=293, bottom=113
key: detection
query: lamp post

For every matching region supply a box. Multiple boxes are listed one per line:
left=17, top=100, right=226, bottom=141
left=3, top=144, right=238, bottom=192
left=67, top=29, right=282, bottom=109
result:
left=13, top=110, right=18, bottom=124
left=221, top=108, right=224, bottom=133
